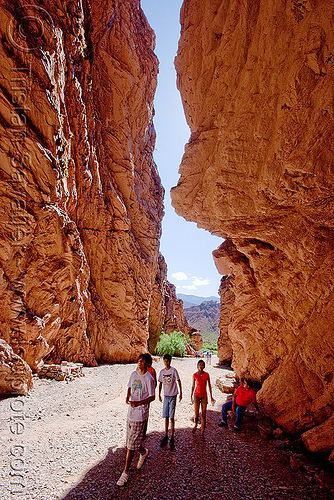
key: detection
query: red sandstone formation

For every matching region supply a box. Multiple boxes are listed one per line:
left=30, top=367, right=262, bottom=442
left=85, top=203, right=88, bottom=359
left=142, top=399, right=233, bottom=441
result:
left=0, top=0, right=188, bottom=390
left=0, top=339, right=32, bottom=395
left=172, top=0, right=334, bottom=455
left=188, top=330, right=203, bottom=353
left=217, top=276, right=233, bottom=364
left=149, top=254, right=200, bottom=353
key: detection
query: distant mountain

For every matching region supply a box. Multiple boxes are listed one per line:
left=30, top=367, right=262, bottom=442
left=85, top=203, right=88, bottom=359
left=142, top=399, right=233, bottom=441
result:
left=177, top=293, right=220, bottom=309
left=182, top=300, right=220, bottom=343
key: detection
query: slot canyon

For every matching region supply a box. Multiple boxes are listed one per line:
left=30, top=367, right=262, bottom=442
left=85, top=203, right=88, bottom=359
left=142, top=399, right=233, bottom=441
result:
left=0, top=0, right=333, bottom=474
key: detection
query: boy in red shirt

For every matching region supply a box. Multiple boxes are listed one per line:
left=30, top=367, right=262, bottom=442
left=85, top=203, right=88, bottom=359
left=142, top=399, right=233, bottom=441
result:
left=218, top=379, right=258, bottom=431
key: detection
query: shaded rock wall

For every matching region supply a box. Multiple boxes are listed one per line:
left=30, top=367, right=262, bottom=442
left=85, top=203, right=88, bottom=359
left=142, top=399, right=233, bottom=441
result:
left=217, top=276, right=233, bottom=364
left=172, top=0, right=334, bottom=447
left=0, top=0, right=176, bottom=373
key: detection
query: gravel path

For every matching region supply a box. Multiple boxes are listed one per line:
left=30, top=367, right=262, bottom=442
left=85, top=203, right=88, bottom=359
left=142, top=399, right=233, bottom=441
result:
left=1, top=357, right=333, bottom=499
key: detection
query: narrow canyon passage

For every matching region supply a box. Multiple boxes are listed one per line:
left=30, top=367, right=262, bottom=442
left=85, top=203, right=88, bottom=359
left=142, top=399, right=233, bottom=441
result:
left=1, top=359, right=332, bottom=500
left=1, top=0, right=333, bottom=480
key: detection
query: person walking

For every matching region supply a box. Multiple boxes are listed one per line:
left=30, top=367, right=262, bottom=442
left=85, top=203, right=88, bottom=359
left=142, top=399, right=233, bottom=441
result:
left=142, top=356, right=157, bottom=439
left=158, top=354, right=182, bottom=450
left=191, top=359, right=215, bottom=437
left=116, top=353, right=155, bottom=487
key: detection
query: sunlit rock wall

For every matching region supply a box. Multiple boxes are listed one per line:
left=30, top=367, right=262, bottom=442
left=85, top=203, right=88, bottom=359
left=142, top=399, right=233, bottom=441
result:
left=0, top=0, right=165, bottom=371
left=172, top=0, right=334, bottom=449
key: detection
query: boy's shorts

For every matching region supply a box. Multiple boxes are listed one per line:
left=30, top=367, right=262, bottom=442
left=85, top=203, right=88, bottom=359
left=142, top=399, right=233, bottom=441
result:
left=162, top=395, right=177, bottom=418
left=126, top=419, right=147, bottom=450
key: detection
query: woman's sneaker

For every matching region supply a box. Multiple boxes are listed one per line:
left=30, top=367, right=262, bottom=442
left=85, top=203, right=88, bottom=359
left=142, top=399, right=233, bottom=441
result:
left=116, top=471, right=129, bottom=487
left=137, top=448, right=149, bottom=469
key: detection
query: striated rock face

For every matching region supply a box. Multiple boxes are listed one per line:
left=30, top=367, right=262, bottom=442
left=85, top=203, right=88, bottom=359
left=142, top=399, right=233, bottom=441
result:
left=217, top=276, right=233, bottom=364
left=173, top=0, right=334, bottom=448
left=0, top=339, right=32, bottom=395
left=0, top=0, right=167, bottom=372
left=188, top=330, right=203, bottom=352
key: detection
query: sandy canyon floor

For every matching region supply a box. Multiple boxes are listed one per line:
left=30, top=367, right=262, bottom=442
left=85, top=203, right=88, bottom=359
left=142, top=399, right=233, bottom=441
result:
left=1, top=357, right=333, bottom=500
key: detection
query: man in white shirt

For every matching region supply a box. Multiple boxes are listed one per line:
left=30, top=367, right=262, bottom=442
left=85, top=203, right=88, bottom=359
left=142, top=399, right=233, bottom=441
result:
left=116, top=353, right=155, bottom=487
left=158, top=354, right=182, bottom=449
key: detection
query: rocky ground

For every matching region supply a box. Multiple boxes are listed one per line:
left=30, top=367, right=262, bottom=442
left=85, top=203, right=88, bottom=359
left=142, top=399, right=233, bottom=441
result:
left=1, top=357, right=333, bottom=500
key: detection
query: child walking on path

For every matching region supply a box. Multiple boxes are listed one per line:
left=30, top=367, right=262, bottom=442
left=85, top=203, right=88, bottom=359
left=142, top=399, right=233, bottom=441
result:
left=158, top=354, right=182, bottom=450
left=191, top=359, right=215, bottom=437
left=116, top=353, right=155, bottom=487
left=142, top=356, right=157, bottom=439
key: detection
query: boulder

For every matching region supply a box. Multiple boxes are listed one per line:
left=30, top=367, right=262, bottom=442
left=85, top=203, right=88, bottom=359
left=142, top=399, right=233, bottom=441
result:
left=302, top=413, right=334, bottom=454
left=216, top=376, right=237, bottom=394
left=0, top=339, right=32, bottom=395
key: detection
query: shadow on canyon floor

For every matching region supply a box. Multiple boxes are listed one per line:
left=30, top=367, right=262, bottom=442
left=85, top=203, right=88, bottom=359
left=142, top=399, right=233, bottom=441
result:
left=212, top=362, right=234, bottom=371
left=61, top=410, right=334, bottom=500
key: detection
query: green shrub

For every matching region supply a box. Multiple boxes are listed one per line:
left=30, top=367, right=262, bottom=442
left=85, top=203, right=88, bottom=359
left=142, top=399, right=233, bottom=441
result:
left=156, top=331, right=188, bottom=357
left=201, top=341, right=218, bottom=353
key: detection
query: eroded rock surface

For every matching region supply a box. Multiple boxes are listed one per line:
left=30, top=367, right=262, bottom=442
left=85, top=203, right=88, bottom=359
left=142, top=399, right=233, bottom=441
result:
left=172, top=0, right=334, bottom=449
left=0, top=339, right=32, bottom=395
left=217, top=276, right=233, bottom=364
left=0, top=0, right=185, bottom=380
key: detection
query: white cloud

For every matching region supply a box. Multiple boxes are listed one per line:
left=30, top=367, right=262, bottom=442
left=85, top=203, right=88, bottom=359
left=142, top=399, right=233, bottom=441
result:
left=172, top=272, right=188, bottom=281
left=192, top=276, right=210, bottom=286
left=182, top=285, right=197, bottom=290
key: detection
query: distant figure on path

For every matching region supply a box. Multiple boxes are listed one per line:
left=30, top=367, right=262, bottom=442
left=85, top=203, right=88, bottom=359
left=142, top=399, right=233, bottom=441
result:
left=142, top=356, right=157, bottom=439
left=116, top=353, right=155, bottom=487
left=218, top=378, right=259, bottom=432
left=205, top=351, right=212, bottom=365
left=191, top=360, right=215, bottom=437
left=158, top=354, right=182, bottom=450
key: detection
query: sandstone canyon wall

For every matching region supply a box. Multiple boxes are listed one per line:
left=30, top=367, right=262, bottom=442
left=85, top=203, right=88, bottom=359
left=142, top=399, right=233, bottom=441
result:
left=172, top=0, right=334, bottom=453
left=0, top=0, right=185, bottom=387
left=217, top=276, right=233, bottom=364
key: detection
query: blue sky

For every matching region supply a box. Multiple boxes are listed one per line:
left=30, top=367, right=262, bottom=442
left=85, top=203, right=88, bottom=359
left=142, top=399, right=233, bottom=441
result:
left=141, top=0, right=222, bottom=298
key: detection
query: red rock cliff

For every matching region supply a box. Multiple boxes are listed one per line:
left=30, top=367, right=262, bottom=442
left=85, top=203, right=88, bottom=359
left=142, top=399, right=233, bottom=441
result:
left=149, top=254, right=197, bottom=353
left=172, top=0, right=334, bottom=451
left=0, top=0, right=171, bottom=375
